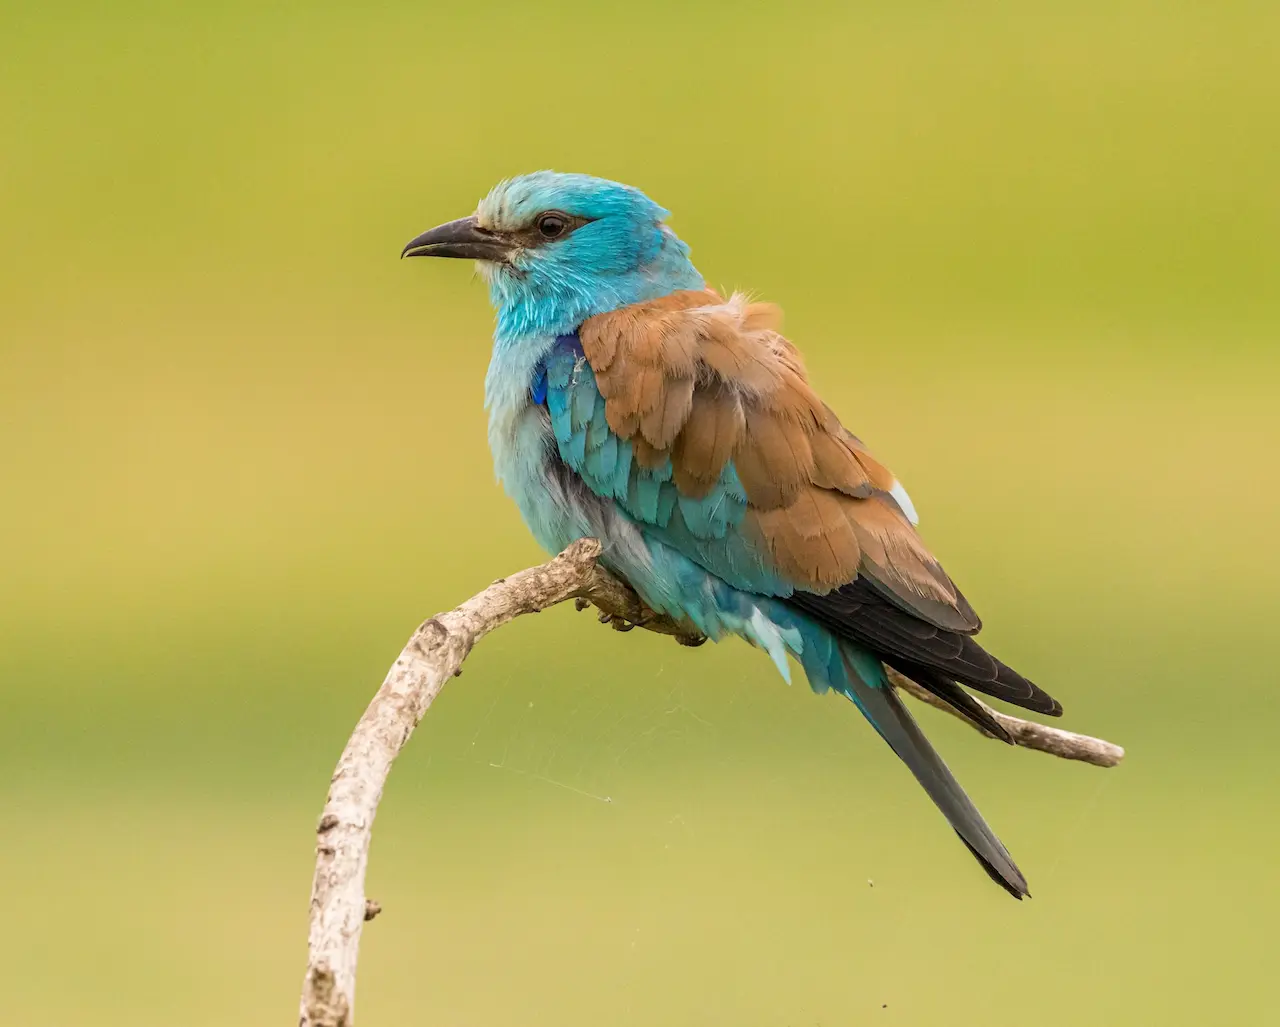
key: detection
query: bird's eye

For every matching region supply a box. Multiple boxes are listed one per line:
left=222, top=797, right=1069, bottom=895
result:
left=536, top=212, right=569, bottom=239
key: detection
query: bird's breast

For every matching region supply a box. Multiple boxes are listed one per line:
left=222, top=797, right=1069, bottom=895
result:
left=485, top=342, right=584, bottom=556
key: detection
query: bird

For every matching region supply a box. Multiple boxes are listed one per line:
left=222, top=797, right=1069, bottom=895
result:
left=403, top=171, right=1063, bottom=898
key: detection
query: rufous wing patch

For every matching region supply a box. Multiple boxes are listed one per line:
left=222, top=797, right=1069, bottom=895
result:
left=670, top=385, right=745, bottom=497
left=734, top=408, right=814, bottom=509
left=748, top=487, right=862, bottom=591
left=848, top=494, right=958, bottom=608
left=809, top=431, right=874, bottom=497
left=577, top=290, right=973, bottom=625
left=631, top=435, right=669, bottom=471
left=638, top=375, right=694, bottom=450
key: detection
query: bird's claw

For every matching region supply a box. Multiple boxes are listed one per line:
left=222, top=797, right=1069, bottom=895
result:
left=598, top=611, right=638, bottom=631
left=594, top=607, right=649, bottom=633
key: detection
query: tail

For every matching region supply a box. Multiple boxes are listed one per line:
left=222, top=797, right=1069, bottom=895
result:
left=836, top=645, right=1030, bottom=899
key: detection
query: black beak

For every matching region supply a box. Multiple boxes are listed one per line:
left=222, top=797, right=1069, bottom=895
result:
left=401, top=216, right=513, bottom=262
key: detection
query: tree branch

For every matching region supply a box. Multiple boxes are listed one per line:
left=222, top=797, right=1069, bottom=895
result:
left=885, top=668, right=1124, bottom=767
left=299, top=539, right=1124, bottom=1025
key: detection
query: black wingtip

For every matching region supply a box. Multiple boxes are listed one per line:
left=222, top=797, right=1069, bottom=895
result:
left=787, top=580, right=1063, bottom=718
left=976, top=649, right=1064, bottom=718
left=890, top=663, right=1017, bottom=743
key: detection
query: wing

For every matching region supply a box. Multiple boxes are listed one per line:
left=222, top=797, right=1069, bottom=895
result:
left=544, top=289, right=1060, bottom=716
left=572, top=288, right=971, bottom=623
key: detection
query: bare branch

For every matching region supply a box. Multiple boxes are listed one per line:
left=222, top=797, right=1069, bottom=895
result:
left=299, top=538, right=606, bottom=1027
left=299, top=539, right=1124, bottom=1025
left=885, top=668, right=1124, bottom=767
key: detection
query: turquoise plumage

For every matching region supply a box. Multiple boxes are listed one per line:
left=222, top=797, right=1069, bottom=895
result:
left=403, top=171, right=1064, bottom=898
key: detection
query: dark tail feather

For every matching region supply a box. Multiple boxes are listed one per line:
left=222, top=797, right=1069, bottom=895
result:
left=956, top=832, right=1025, bottom=894
left=840, top=651, right=1030, bottom=899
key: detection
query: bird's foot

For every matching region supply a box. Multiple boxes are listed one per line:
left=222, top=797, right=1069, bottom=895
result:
left=573, top=596, right=707, bottom=647
left=574, top=597, right=656, bottom=633
left=596, top=609, right=649, bottom=632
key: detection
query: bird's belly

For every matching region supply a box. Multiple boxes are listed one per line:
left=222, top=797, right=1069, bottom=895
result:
left=491, top=405, right=688, bottom=607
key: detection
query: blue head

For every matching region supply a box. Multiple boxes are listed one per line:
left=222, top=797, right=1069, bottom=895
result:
left=403, top=172, right=704, bottom=338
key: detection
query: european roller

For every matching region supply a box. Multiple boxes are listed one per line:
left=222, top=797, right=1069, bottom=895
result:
left=403, top=172, right=1063, bottom=898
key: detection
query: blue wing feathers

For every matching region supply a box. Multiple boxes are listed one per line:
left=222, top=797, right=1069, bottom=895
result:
left=597, top=433, right=618, bottom=480
left=566, top=423, right=587, bottom=465
left=585, top=403, right=611, bottom=450
left=570, top=375, right=596, bottom=431
left=583, top=432, right=615, bottom=482
left=610, top=440, right=633, bottom=500
left=530, top=364, right=547, bottom=406
left=656, top=480, right=679, bottom=526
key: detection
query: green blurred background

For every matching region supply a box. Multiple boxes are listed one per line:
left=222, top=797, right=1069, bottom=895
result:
left=2, top=2, right=1278, bottom=1024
